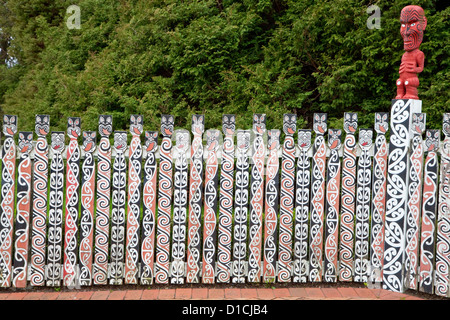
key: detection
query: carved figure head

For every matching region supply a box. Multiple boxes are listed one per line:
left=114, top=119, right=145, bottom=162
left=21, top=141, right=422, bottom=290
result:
left=145, top=131, right=158, bottom=153
left=82, top=131, right=97, bottom=153
left=400, top=5, right=427, bottom=52
left=98, top=115, right=112, bottom=138
left=35, top=115, right=50, bottom=137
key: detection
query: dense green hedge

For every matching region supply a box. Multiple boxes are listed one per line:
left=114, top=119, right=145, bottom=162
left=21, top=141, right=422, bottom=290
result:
left=0, top=0, right=448, bottom=136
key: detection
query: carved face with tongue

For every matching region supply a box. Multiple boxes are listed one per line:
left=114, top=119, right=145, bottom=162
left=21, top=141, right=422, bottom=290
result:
left=3, top=115, right=17, bottom=137
left=19, top=132, right=33, bottom=154
left=35, top=115, right=50, bottom=137
left=130, top=115, right=143, bottom=136
left=51, top=132, right=65, bottom=152
left=67, top=117, right=81, bottom=140
left=400, top=5, right=427, bottom=52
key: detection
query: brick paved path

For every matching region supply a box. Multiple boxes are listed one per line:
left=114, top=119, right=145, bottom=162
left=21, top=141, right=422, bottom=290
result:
left=0, top=286, right=425, bottom=300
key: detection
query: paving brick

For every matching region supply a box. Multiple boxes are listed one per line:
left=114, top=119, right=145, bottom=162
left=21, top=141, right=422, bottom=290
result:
left=124, top=290, right=143, bottom=300
left=56, top=291, right=79, bottom=300
left=273, top=288, right=290, bottom=298
left=337, top=287, right=359, bottom=298
left=76, top=291, right=94, bottom=300
left=288, top=287, right=307, bottom=297
left=107, top=290, right=126, bottom=300
left=257, top=288, right=275, bottom=299
left=305, top=287, right=325, bottom=299
left=40, top=292, right=60, bottom=300
left=91, top=290, right=110, bottom=300
left=354, top=288, right=378, bottom=299
left=158, top=288, right=176, bottom=299
left=175, top=288, right=192, bottom=300
left=240, top=288, right=258, bottom=299
left=191, top=288, right=208, bottom=299
left=6, top=292, right=28, bottom=300
left=208, top=288, right=224, bottom=299
left=141, top=289, right=159, bottom=300
left=23, top=291, right=45, bottom=300
left=224, top=288, right=241, bottom=299
left=0, top=293, right=10, bottom=300
left=321, top=287, right=343, bottom=298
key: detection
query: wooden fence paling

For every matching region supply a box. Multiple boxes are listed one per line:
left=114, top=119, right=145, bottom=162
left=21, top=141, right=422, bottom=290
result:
left=404, top=113, right=425, bottom=290
left=0, top=115, right=17, bottom=287
left=369, top=113, right=389, bottom=284
left=202, top=130, right=220, bottom=284
left=125, top=116, right=143, bottom=284
left=30, top=115, right=49, bottom=286
left=435, top=114, right=450, bottom=297
left=155, top=115, right=174, bottom=284
left=186, top=115, right=204, bottom=283
left=12, top=132, right=33, bottom=288
left=79, top=132, right=96, bottom=286
left=1, top=110, right=450, bottom=296
left=216, top=115, right=236, bottom=283
left=63, top=117, right=81, bottom=287
left=339, top=113, right=358, bottom=281
left=278, top=114, right=296, bottom=282
left=419, top=129, right=440, bottom=294
left=293, top=130, right=311, bottom=283
left=46, top=132, right=65, bottom=287
left=170, top=129, right=189, bottom=284
left=354, top=129, right=373, bottom=283
left=263, top=129, right=280, bottom=283
left=309, top=113, right=327, bottom=282
left=248, top=114, right=266, bottom=283
left=110, top=131, right=127, bottom=285
left=140, top=131, right=158, bottom=285
left=323, top=129, right=341, bottom=282
left=93, top=115, right=112, bottom=285
left=232, top=130, right=250, bottom=283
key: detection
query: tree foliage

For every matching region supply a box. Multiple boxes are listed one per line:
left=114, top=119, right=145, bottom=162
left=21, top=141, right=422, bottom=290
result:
left=0, top=0, right=448, bottom=134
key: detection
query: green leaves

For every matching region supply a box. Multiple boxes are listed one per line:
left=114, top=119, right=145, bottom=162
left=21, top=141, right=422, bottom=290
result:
left=0, top=0, right=448, bottom=133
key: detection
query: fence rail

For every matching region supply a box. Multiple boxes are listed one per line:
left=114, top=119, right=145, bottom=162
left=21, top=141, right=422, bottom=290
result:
left=0, top=105, right=449, bottom=298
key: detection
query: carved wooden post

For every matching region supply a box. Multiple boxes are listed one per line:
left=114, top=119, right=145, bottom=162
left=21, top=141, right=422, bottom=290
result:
left=293, top=129, right=311, bottom=283
left=418, top=129, right=439, bottom=294
left=263, top=129, right=280, bottom=283
left=217, top=115, right=236, bottom=283
left=12, top=132, right=33, bottom=288
left=404, top=113, right=425, bottom=289
left=339, top=113, right=358, bottom=281
left=248, top=114, right=266, bottom=283
left=186, top=115, right=204, bottom=283
left=324, top=129, right=342, bottom=282
left=155, top=115, right=174, bottom=284
left=63, top=117, right=81, bottom=287
left=140, top=131, right=158, bottom=285
left=435, top=114, right=450, bottom=297
left=110, top=131, right=127, bottom=285
left=125, top=115, right=143, bottom=284
left=79, top=131, right=96, bottom=286
left=47, top=131, right=65, bottom=287
left=232, top=129, right=250, bottom=283
left=278, top=114, right=296, bottom=282
left=369, top=113, right=389, bottom=284
left=355, top=129, right=373, bottom=283
left=0, top=115, right=17, bottom=287
left=30, top=115, right=50, bottom=287
left=383, top=99, right=421, bottom=292
left=309, top=113, right=327, bottom=282
left=93, top=115, right=112, bottom=285
left=171, top=129, right=189, bottom=284
left=202, top=129, right=220, bottom=284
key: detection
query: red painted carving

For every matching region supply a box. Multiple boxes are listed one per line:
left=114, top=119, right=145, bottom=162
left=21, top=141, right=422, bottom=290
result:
left=395, top=5, right=427, bottom=100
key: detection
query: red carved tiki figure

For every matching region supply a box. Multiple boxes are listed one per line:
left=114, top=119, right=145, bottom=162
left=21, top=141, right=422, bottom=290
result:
left=396, top=5, right=427, bottom=100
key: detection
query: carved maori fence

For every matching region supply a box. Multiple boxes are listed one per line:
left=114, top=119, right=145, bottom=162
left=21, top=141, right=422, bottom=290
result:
left=0, top=105, right=449, bottom=297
